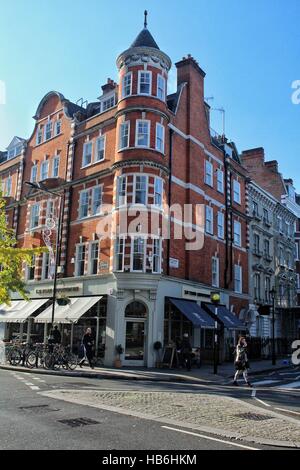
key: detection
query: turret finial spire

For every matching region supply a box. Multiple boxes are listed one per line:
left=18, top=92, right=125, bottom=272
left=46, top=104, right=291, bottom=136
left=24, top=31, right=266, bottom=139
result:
left=144, top=10, right=148, bottom=28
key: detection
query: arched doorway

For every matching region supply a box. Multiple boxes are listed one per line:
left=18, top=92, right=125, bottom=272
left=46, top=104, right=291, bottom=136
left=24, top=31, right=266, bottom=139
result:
left=124, top=301, right=147, bottom=366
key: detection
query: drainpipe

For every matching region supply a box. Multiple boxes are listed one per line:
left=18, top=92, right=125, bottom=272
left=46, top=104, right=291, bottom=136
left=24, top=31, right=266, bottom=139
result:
left=166, top=129, right=174, bottom=276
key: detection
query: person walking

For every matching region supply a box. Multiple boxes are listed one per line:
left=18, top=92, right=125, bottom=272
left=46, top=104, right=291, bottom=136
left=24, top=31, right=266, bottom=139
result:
left=233, top=336, right=252, bottom=387
left=79, top=328, right=95, bottom=369
left=181, top=333, right=192, bottom=371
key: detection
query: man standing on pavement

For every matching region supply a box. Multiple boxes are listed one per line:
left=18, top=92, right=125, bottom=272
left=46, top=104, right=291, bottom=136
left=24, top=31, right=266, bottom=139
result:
left=181, top=333, right=192, bottom=371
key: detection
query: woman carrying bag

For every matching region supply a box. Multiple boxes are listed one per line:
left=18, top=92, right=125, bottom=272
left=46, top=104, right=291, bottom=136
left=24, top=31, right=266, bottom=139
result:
left=233, top=336, right=252, bottom=387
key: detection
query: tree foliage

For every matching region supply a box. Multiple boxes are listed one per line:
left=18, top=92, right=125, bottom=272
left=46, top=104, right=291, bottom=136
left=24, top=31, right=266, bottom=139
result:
left=0, top=193, right=47, bottom=305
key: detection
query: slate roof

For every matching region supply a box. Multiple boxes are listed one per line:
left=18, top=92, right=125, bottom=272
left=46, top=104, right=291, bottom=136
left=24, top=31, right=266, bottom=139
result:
left=130, top=27, right=160, bottom=50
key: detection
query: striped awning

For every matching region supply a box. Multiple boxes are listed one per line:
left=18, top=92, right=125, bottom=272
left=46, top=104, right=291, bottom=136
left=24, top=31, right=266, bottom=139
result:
left=0, top=299, right=49, bottom=323
left=34, top=296, right=102, bottom=324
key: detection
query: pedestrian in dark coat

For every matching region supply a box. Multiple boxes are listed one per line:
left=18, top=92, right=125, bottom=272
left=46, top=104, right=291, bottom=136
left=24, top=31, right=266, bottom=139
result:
left=233, top=337, right=252, bottom=387
left=79, top=328, right=95, bottom=369
left=181, top=333, right=192, bottom=371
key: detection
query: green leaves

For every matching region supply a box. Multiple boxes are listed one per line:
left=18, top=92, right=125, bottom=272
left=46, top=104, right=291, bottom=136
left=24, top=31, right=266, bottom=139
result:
left=0, top=192, right=47, bottom=305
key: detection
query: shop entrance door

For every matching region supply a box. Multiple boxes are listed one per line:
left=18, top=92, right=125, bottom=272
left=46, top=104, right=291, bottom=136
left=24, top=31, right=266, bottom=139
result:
left=125, top=320, right=145, bottom=366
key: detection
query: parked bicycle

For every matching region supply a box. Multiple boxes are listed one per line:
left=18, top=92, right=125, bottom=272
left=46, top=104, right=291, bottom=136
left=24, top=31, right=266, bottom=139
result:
left=44, top=344, right=78, bottom=370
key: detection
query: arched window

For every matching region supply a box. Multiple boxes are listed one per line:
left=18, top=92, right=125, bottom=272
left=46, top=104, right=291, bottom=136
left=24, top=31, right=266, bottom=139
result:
left=125, top=301, right=147, bottom=318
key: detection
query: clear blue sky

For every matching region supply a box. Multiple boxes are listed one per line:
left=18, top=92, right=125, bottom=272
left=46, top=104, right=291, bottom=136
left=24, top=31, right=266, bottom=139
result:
left=0, top=0, right=299, bottom=190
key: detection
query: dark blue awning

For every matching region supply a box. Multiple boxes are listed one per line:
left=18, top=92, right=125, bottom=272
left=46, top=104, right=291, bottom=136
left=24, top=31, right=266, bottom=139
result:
left=169, top=298, right=215, bottom=328
left=204, top=304, right=246, bottom=330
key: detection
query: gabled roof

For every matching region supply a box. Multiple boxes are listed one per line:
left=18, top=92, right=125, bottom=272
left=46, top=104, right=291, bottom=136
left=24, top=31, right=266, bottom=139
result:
left=33, top=91, right=87, bottom=120
left=130, top=27, right=160, bottom=50
left=6, top=136, right=26, bottom=150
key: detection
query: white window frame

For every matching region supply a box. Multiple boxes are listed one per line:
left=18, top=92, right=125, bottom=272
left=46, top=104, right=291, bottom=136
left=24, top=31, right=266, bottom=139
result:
left=52, top=156, right=60, bottom=178
left=122, top=72, right=132, bottom=98
left=44, top=121, right=52, bottom=141
left=212, top=257, right=220, bottom=288
left=131, top=236, right=146, bottom=273
left=134, top=175, right=148, bottom=205
left=205, top=206, right=214, bottom=235
left=46, top=199, right=54, bottom=221
left=117, top=176, right=127, bottom=207
left=217, top=211, right=224, bottom=239
left=82, top=141, right=93, bottom=167
left=31, top=164, right=38, bottom=183
left=54, top=120, right=61, bottom=136
left=154, top=177, right=163, bottom=207
left=40, top=160, right=49, bottom=181
left=233, top=220, right=242, bottom=247
left=5, top=176, right=12, bottom=197
left=41, top=252, right=50, bottom=280
left=138, top=70, right=152, bottom=95
left=119, top=121, right=130, bottom=150
left=36, top=126, right=43, bottom=145
left=135, top=119, right=150, bottom=148
left=115, top=236, right=125, bottom=272
left=101, top=94, right=116, bottom=112
left=79, top=190, right=90, bottom=219
left=155, top=123, right=165, bottom=153
left=152, top=238, right=162, bottom=274
left=234, top=265, right=242, bottom=294
left=91, top=186, right=103, bottom=216
left=95, top=136, right=106, bottom=162
left=25, top=255, right=36, bottom=281
left=75, top=244, right=86, bottom=277
left=205, top=160, right=213, bottom=187
left=233, top=180, right=241, bottom=204
left=157, top=74, right=166, bottom=101
left=30, top=203, right=40, bottom=230
left=217, top=169, right=224, bottom=193
left=88, top=241, right=99, bottom=275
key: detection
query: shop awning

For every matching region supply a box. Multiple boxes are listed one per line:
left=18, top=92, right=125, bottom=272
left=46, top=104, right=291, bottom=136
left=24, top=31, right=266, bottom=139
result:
left=34, top=296, right=102, bottom=324
left=169, top=297, right=215, bottom=328
left=204, top=304, right=246, bottom=330
left=0, top=299, right=49, bottom=323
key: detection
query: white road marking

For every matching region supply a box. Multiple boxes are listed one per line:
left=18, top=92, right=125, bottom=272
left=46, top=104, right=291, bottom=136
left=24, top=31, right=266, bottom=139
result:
left=251, top=380, right=280, bottom=386
left=251, top=390, right=256, bottom=397
left=161, top=426, right=259, bottom=450
left=253, top=397, right=271, bottom=407
left=30, top=386, right=40, bottom=390
left=274, top=407, right=300, bottom=416
left=24, top=382, right=34, bottom=386
left=277, top=381, right=300, bottom=390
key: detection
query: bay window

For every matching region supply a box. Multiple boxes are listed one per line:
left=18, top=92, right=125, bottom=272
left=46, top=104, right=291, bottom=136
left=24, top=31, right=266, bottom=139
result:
left=122, top=73, right=132, bottom=97
left=132, top=237, right=145, bottom=272
left=136, top=120, right=150, bottom=147
left=138, top=71, right=151, bottom=95
left=135, top=175, right=147, bottom=205
left=119, top=122, right=130, bottom=149
left=152, top=238, right=161, bottom=273
left=155, top=123, right=165, bottom=153
left=115, top=237, right=125, bottom=271
left=157, top=75, right=166, bottom=100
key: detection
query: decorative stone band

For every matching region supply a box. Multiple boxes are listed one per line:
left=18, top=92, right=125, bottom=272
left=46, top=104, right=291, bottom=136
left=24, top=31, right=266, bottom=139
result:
left=111, top=159, right=169, bottom=176
left=116, top=46, right=172, bottom=72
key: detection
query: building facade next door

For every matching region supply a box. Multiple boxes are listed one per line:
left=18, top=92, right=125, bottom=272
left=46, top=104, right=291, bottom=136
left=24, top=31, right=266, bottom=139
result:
left=124, top=301, right=147, bottom=366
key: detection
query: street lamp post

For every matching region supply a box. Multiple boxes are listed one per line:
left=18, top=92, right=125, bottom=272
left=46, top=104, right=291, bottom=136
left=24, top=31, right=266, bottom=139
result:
left=269, top=287, right=276, bottom=365
left=25, top=181, right=64, bottom=329
left=211, top=291, right=221, bottom=374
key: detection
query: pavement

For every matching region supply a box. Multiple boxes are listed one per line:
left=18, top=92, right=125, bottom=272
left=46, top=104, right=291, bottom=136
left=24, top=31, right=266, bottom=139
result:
left=0, top=358, right=293, bottom=384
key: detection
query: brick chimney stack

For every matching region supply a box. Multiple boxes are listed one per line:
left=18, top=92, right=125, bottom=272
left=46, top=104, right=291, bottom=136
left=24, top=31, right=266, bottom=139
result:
left=101, top=78, right=117, bottom=94
left=265, top=160, right=278, bottom=173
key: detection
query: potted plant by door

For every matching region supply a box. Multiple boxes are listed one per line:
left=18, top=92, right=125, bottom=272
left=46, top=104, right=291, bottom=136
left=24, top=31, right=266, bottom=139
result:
left=114, top=344, right=124, bottom=368
left=153, top=341, right=163, bottom=368
left=56, top=293, right=71, bottom=306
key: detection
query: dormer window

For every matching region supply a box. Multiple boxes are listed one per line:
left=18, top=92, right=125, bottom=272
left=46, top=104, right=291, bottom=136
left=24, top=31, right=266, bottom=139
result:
left=138, top=71, right=151, bottom=95
left=98, top=91, right=116, bottom=114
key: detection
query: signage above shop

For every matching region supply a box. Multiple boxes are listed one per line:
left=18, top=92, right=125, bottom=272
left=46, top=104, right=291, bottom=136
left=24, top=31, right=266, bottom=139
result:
left=35, top=283, right=83, bottom=296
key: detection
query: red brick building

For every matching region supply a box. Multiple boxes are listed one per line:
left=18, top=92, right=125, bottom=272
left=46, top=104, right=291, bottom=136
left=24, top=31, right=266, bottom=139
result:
left=1, top=19, right=249, bottom=366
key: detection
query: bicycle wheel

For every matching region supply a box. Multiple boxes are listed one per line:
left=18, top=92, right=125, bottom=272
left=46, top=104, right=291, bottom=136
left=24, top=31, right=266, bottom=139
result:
left=8, top=349, right=22, bottom=366
left=26, top=352, right=37, bottom=369
left=67, top=354, right=78, bottom=370
left=44, top=353, right=55, bottom=370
